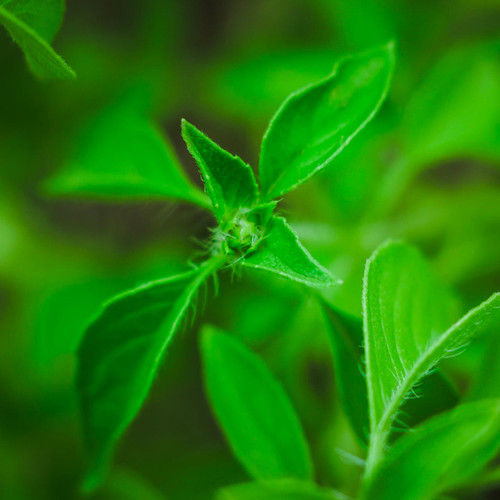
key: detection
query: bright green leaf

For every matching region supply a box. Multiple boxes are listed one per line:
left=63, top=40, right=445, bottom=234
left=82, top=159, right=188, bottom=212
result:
left=242, top=216, right=339, bottom=287
left=216, top=479, right=341, bottom=500
left=200, top=326, right=313, bottom=482
left=77, top=256, right=224, bottom=491
left=259, top=43, right=395, bottom=200
left=0, top=0, right=75, bottom=79
left=322, top=300, right=458, bottom=447
left=46, top=95, right=209, bottom=208
left=363, top=400, right=500, bottom=500
left=181, top=119, right=258, bottom=226
left=363, top=240, right=500, bottom=476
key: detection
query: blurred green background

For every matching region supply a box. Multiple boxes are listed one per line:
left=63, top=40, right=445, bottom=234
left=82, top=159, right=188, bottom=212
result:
left=0, top=0, right=499, bottom=498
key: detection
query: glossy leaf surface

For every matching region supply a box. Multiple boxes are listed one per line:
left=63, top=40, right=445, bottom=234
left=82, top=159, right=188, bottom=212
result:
left=0, top=0, right=75, bottom=78
left=201, top=326, right=313, bottom=481
left=182, top=119, right=258, bottom=225
left=243, top=217, right=338, bottom=287
left=259, top=43, right=394, bottom=199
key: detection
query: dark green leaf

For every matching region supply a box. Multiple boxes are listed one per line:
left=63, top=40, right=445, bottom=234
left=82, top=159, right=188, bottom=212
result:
left=182, top=119, right=258, bottom=225
left=0, top=0, right=75, bottom=79
left=200, top=326, right=313, bottom=481
left=216, top=479, right=341, bottom=500
left=259, top=43, right=394, bottom=200
left=322, top=302, right=369, bottom=445
left=77, top=257, right=224, bottom=491
left=363, top=400, right=500, bottom=500
left=46, top=96, right=209, bottom=208
left=242, top=217, right=338, bottom=287
left=363, top=240, right=500, bottom=476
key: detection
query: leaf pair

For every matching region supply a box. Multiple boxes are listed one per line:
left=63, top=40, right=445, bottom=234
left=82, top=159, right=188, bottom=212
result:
left=0, top=0, right=75, bottom=79
left=324, top=240, right=500, bottom=498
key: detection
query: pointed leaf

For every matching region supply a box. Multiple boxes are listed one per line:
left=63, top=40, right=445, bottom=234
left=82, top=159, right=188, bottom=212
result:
left=182, top=119, right=258, bottom=225
left=363, top=400, right=500, bottom=500
left=46, top=96, right=209, bottom=208
left=216, top=479, right=341, bottom=500
left=77, top=257, right=224, bottom=490
left=0, top=0, right=75, bottom=79
left=259, top=43, right=394, bottom=200
left=242, top=217, right=338, bottom=287
left=322, top=301, right=458, bottom=447
left=201, top=326, right=313, bottom=481
left=363, top=240, right=500, bottom=474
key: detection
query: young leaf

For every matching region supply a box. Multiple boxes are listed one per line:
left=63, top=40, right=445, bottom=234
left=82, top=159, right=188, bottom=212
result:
left=216, top=479, right=341, bottom=500
left=0, top=0, right=75, bottom=79
left=77, top=256, right=224, bottom=491
left=259, top=43, right=394, bottom=200
left=242, top=216, right=339, bottom=287
left=363, top=240, right=500, bottom=475
left=363, top=400, right=500, bottom=500
left=46, top=96, right=209, bottom=209
left=322, top=301, right=457, bottom=447
left=200, top=326, right=313, bottom=482
left=181, top=119, right=258, bottom=226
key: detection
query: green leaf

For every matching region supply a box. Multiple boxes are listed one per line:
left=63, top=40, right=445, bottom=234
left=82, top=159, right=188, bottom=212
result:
left=322, top=302, right=369, bottom=445
left=363, top=400, right=500, bottom=500
left=259, top=43, right=394, bottom=200
left=77, top=256, right=224, bottom=491
left=363, top=240, right=500, bottom=476
left=242, top=216, right=339, bottom=287
left=181, top=119, right=258, bottom=226
left=322, top=300, right=458, bottom=447
left=0, top=0, right=75, bottom=79
left=46, top=95, right=209, bottom=208
left=216, top=479, right=341, bottom=500
left=200, top=326, right=313, bottom=482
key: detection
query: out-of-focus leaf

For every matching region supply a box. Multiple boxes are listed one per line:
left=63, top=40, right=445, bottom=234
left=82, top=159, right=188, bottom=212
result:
left=216, top=479, right=341, bottom=500
left=46, top=96, right=209, bottom=208
left=374, top=41, right=500, bottom=213
left=200, top=326, right=313, bottom=481
left=363, top=400, right=500, bottom=500
left=363, top=240, right=500, bottom=475
left=322, top=302, right=369, bottom=444
left=259, top=43, right=394, bottom=199
left=243, top=217, right=338, bottom=287
left=77, top=257, right=224, bottom=491
left=0, top=0, right=75, bottom=79
left=181, top=119, right=258, bottom=226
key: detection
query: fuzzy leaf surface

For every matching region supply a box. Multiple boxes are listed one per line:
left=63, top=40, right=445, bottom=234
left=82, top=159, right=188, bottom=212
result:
left=47, top=97, right=208, bottom=208
left=322, top=301, right=458, bottom=447
left=201, top=326, right=313, bottom=481
left=363, top=400, right=500, bottom=500
left=259, top=43, right=394, bottom=199
left=78, top=258, right=223, bottom=490
left=0, top=0, right=75, bottom=79
left=216, top=479, right=341, bottom=500
left=243, top=216, right=338, bottom=287
left=182, top=119, right=258, bottom=225
left=364, top=240, right=500, bottom=473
